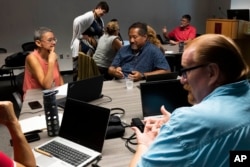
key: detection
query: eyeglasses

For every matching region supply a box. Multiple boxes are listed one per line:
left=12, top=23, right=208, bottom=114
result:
left=179, top=64, right=208, bottom=79
left=41, top=38, right=57, bottom=43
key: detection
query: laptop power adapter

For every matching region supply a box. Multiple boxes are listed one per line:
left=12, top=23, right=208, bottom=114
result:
left=131, top=118, right=145, bottom=132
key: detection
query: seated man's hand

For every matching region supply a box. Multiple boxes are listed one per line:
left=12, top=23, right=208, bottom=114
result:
left=114, top=67, right=124, bottom=79
left=144, top=105, right=171, bottom=128
left=129, top=71, right=144, bottom=81
left=169, top=40, right=179, bottom=45
left=162, top=26, right=168, bottom=34
left=132, top=105, right=171, bottom=147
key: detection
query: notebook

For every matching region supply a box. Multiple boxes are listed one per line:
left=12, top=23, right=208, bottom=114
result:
left=145, top=72, right=178, bottom=82
left=140, top=79, right=191, bottom=118
left=34, top=98, right=110, bottom=167
left=56, top=75, right=104, bottom=108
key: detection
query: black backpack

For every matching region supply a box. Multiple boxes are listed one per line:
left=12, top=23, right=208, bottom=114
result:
left=5, top=52, right=28, bottom=67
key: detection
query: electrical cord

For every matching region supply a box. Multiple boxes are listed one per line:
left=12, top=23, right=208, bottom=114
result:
left=91, top=156, right=102, bottom=167
left=95, top=95, right=112, bottom=106
left=110, top=107, right=125, bottom=117
left=123, top=132, right=137, bottom=153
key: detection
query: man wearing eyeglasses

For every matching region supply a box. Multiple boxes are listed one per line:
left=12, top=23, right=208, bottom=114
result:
left=130, top=34, right=250, bottom=167
left=23, top=27, right=64, bottom=98
left=162, top=14, right=196, bottom=45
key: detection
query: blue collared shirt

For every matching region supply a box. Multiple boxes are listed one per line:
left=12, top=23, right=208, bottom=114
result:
left=111, top=42, right=170, bottom=77
left=138, top=80, right=250, bottom=167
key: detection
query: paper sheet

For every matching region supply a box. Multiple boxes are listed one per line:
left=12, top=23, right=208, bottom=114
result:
left=54, top=83, right=68, bottom=96
left=165, top=50, right=174, bottom=54
left=19, top=113, right=63, bottom=133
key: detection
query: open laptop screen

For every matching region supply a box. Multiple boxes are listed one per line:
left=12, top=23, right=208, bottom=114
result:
left=59, top=98, right=110, bottom=152
left=140, top=79, right=191, bottom=117
left=67, top=75, right=104, bottom=102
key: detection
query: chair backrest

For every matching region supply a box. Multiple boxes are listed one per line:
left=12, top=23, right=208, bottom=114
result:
left=21, top=42, right=37, bottom=52
left=77, top=52, right=100, bottom=81
left=12, top=91, right=23, bottom=111
left=156, top=34, right=169, bottom=44
left=0, top=48, right=7, bottom=53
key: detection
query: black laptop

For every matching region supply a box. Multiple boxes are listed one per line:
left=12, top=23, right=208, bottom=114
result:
left=140, top=79, right=191, bottom=118
left=145, top=72, right=178, bottom=82
left=34, top=98, right=110, bottom=167
left=56, top=75, right=104, bottom=108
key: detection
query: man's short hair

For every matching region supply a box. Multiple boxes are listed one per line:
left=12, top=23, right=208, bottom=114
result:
left=128, top=22, right=148, bottom=36
left=96, top=1, right=109, bottom=13
left=182, top=14, right=191, bottom=22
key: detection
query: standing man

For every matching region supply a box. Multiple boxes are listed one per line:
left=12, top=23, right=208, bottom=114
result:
left=71, top=1, right=109, bottom=58
left=71, top=1, right=109, bottom=81
left=162, top=14, right=196, bottom=45
left=108, top=22, right=170, bottom=81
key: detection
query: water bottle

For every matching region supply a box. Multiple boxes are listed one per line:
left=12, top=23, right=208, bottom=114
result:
left=179, top=41, right=184, bottom=52
left=43, top=90, right=59, bottom=137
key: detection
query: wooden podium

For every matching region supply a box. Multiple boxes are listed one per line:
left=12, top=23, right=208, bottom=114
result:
left=206, top=19, right=250, bottom=67
left=206, top=19, right=247, bottom=39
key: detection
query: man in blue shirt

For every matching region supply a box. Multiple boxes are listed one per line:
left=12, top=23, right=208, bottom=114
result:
left=129, top=34, right=250, bottom=167
left=108, top=22, right=170, bottom=81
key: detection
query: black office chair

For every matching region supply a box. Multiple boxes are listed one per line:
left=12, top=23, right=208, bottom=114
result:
left=21, top=42, right=37, bottom=53
left=157, top=34, right=169, bottom=44
left=0, top=48, right=13, bottom=80
left=0, top=48, right=7, bottom=53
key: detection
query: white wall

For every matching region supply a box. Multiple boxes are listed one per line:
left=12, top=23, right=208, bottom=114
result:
left=231, top=0, right=250, bottom=9
left=0, top=0, right=230, bottom=56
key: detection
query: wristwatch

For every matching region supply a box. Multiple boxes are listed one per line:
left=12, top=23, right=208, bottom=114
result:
left=141, top=73, right=145, bottom=80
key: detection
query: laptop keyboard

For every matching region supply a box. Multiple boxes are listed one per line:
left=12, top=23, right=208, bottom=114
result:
left=38, top=141, right=90, bottom=166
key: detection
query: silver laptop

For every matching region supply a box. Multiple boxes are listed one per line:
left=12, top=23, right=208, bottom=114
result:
left=140, top=79, right=191, bottom=118
left=34, top=98, right=110, bottom=167
left=56, top=75, right=104, bottom=109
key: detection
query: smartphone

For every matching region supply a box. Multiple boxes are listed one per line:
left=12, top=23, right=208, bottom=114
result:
left=28, top=101, right=42, bottom=110
left=10, top=133, right=40, bottom=146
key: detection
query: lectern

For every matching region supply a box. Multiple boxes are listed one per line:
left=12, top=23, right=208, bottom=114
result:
left=206, top=19, right=247, bottom=39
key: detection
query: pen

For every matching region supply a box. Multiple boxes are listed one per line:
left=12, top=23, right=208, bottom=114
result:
left=34, top=148, right=53, bottom=157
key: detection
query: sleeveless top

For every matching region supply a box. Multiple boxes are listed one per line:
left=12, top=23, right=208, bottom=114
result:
left=0, top=151, right=14, bottom=167
left=23, top=50, right=61, bottom=96
left=93, top=34, right=119, bottom=68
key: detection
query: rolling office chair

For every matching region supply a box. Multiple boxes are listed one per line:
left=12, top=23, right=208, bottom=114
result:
left=77, top=52, right=100, bottom=81
left=21, top=42, right=37, bottom=54
left=12, top=92, right=23, bottom=110
left=0, top=48, right=7, bottom=53
left=156, top=34, right=169, bottom=44
left=0, top=48, right=13, bottom=81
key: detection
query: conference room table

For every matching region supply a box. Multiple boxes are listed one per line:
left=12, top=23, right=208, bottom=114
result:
left=19, top=79, right=145, bottom=167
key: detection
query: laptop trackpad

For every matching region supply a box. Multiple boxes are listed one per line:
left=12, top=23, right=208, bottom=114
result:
left=36, top=155, right=69, bottom=167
